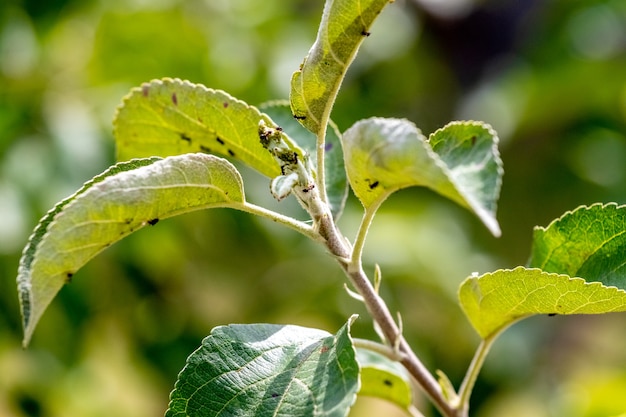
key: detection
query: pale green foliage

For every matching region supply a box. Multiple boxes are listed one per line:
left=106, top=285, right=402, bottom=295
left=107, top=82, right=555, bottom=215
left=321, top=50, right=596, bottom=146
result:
left=166, top=318, right=359, bottom=417
left=290, top=0, right=393, bottom=134
left=114, top=78, right=302, bottom=178
left=356, top=349, right=413, bottom=412
left=459, top=267, right=626, bottom=340
left=18, top=154, right=245, bottom=345
left=342, top=118, right=502, bottom=236
left=14, top=0, right=626, bottom=415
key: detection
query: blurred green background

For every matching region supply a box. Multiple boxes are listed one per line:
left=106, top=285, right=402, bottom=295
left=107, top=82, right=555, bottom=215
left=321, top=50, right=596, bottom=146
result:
left=1, top=0, right=626, bottom=416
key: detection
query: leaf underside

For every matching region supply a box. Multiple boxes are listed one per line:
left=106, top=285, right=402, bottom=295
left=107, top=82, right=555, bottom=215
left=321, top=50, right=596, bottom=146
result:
left=290, top=0, right=392, bottom=134
left=342, top=118, right=502, bottom=236
left=18, top=154, right=245, bottom=345
left=459, top=267, right=626, bottom=340
left=166, top=318, right=359, bottom=417
left=114, top=78, right=301, bottom=178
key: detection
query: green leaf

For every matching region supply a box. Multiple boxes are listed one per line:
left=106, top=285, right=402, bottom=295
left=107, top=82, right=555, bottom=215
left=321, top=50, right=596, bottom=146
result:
left=114, top=78, right=299, bottom=178
left=342, top=118, right=502, bottom=236
left=356, top=348, right=413, bottom=411
left=290, top=0, right=392, bottom=134
left=260, top=101, right=348, bottom=219
left=18, top=154, right=245, bottom=346
left=166, top=317, right=360, bottom=417
left=458, top=267, right=626, bottom=340
left=528, top=203, right=626, bottom=288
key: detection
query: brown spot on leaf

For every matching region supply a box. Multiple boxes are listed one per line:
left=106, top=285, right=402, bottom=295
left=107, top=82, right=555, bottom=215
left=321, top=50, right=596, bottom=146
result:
left=223, top=102, right=229, bottom=108
left=228, top=149, right=235, bottom=157
left=147, top=218, right=159, bottom=226
left=171, top=93, right=178, bottom=105
left=180, top=133, right=191, bottom=143
left=216, top=137, right=225, bottom=145
left=293, top=114, right=306, bottom=120
left=65, top=272, right=74, bottom=284
left=142, top=85, right=149, bottom=97
left=361, top=30, right=371, bottom=36
left=200, top=145, right=211, bottom=153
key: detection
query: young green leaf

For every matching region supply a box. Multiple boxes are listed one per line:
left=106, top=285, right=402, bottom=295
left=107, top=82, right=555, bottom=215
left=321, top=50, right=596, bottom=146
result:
left=17, top=154, right=245, bottom=346
left=528, top=203, right=626, bottom=288
left=260, top=101, right=348, bottom=219
left=356, top=348, right=413, bottom=412
left=458, top=267, right=626, bottom=340
left=342, top=118, right=502, bottom=236
left=166, top=317, right=360, bottom=417
left=290, top=0, right=392, bottom=134
left=114, top=78, right=300, bottom=178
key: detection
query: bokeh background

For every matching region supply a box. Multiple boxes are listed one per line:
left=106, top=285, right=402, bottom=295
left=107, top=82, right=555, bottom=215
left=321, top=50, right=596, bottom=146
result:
left=1, top=0, right=626, bottom=416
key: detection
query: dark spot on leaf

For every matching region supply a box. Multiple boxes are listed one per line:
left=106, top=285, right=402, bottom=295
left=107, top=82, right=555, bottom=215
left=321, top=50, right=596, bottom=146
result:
left=361, top=30, right=371, bottom=36
left=302, top=184, right=315, bottom=193
left=147, top=218, right=159, bottom=226
left=223, top=102, right=229, bottom=108
left=276, top=126, right=283, bottom=131
left=180, top=133, right=191, bottom=143
left=368, top=180, right=379, bottom=190
left=548, top=313, right=557, bottom=317
left=216, top=137, right=225, bottom=145
left=65, top=272, right=74, bottom=284
left=383, top=379, right=393, bottom=387
left=197, top=117, right=203, bottom=123
left=200, top=145, right=211, bottom=153
left=271, top=393, right=279, bottom=398
left=142, top=85, right=149, bottom=97
left=320, top=346, right=329, bottom=354
left=171, top=93, right=178, bottom=106
left=325, top=143, right=333, bottom=151
left=294, top=114, right=306, bottom=120
left=124, top=218, right=132, bottom=224
left=228, top=149, right=235, bottom=157
left=470, top=135, right=477, bottom=145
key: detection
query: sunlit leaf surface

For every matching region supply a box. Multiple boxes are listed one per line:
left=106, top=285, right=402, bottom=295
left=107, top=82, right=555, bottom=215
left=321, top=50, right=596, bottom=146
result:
left=166, top=318, right=359, bottom=417
left=115, top=78, right=300, bottom=178
left=459, top=267, right=626, bottom=339
left=342, top=118, right=502, bottom=236
left=18, top=154, right=245, bottom=345
left=529, top=203, right=626, bottom=288
left=290, top=0, right=392, bottom=134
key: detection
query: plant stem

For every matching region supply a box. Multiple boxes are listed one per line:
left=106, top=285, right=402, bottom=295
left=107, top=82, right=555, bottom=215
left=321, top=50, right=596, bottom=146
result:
left=457, top=335, right=497, bottom=415
left=238, top=202, right=321, bottom=242
left=315, top=124, right=329, bottom=205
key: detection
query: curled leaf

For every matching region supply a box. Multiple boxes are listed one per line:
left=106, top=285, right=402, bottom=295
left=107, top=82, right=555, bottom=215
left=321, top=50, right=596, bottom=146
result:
left=18, top=154, right=245, bottom=345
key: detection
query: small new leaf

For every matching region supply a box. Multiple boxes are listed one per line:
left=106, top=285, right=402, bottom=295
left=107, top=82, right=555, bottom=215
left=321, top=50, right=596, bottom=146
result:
left=459, top=267, right=626, bottom=340
left=18, top=154, right=245, bottom=346
left=166, top=317, right=359, bottom=417
left=260, top=101, right=348, bottom=219
left=342, top=118, right=502, bottom=236
left=529, top=203, right=626, bottom=288
left=290, top=0, right=392, bottom=134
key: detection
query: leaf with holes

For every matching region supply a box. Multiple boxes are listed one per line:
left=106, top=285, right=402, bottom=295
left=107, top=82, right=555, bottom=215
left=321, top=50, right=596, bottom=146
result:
left=528, top=203, right=626, bottom=288
left=166, top=317, right=359, bottom=417
left=17, top=154, right=245, bottom=346
left=290, top=0, right=392, bottom=134
left=114, top=78, right=302, bottom=177
left=260, top=101, right=348, bottom=219
left=458, top=267, right=626, bottom=340
left=342, top=118, right=502, bottom=236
